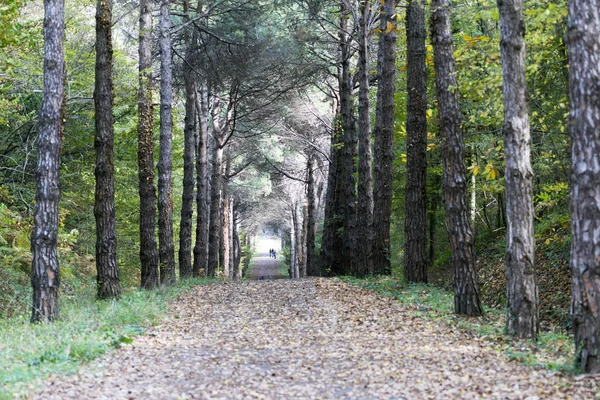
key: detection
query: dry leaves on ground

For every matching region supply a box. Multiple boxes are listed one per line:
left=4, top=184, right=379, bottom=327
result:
left=32, top=278, right=599, bottom=399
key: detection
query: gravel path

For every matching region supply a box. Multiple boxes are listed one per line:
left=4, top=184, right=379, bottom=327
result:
left=33, top=279, right=598, bottom=399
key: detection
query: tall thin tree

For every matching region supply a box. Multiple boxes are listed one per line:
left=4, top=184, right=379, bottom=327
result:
left=356, top=0, right=374, bottom=277
left=178, top=0, right=197, bottom=280
left=404, top=0, right=428, bottom=283
left=431, top=0, right=483, bottom=316
left=138, top=0, right=159, bottom=289
left=566, top=0, right=600, bottom=373
left=497, top=0, right=539, bottom=339
left=158, top=0, right=176, bottom=284
left=31, top=0, right=65, bottom=323
left=94, top=0, right=120, bottom=298
left=193, top=81, right=210, bottom=277
left=372, top=0, right=397, bottom=276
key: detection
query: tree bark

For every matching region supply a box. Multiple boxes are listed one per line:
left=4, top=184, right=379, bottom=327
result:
left=320, top=114, right=342, bottom=276
left=431, top=0, right=483, bottom=316
left=207, top=143, right=223, bottom=277
left=193, top=81, right=210, bottom=277
left=157, top=0, right=175, bottom=285
left=373, top=0, right=397, bottom=276
left=290, top=208, right=297, bottom=278
left=228, top=198, right=234, bottom=278
left=498, top=0, right=539, bottom=339
left=567, top=0, right=600, bottom=373
left=220, top=155, right=231, bottom=278
left=404, top=0, right=428, bottom=283
left=296, top=200, right=304, bottom=278
left=356, top=0, right=374, bottom=278
left=178, top=11, right=196, bottom=280
left=137, top=0, right=159, bottom=290
left=305, top=154, right=316, bottom=278
left=338, top=2, right=358, bottom=276
left=31, top=0, right=65, bottom=323
left=232, top=208, right=241, bottom=280
left=94, top=0, right=120, bottom=299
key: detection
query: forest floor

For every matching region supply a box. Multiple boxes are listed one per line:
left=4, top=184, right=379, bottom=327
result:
left=29, top=257, right=599, bottom=399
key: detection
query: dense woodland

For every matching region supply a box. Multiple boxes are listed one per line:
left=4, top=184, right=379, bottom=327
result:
left=0, top=0, right=599, bottom=374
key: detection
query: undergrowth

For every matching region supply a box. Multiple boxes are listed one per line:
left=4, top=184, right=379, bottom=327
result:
left=340, top=275, right=579, bottom=375
left=0, top=278, right=213, bottom=399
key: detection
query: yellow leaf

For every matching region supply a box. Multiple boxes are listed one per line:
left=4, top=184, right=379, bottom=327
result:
left=386, top=22, right=394, bottom=34
left=426, top=109, right=433, bottom=118
left=472, top=165, right=480, bottom=176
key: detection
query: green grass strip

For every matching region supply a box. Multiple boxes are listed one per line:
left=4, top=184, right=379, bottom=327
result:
left=0, top=278, right=214, bottom=399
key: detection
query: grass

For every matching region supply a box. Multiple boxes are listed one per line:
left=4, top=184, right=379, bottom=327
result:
left=340, top=275, right=580, bottom=375
left=0, top=278, right=214, bottom=399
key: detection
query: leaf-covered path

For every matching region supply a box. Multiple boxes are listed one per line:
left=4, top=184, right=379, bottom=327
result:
left=33, top=278, right=598, bottom=399
left=247, top=251, right=286, bottom=280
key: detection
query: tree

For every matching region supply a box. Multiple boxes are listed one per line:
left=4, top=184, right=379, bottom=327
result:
left=431, top=0, right=483, bottom=316
left=138, top=0, right=159, bottom=289
left=31, top=0, right=65, bottom=323
left=94, top=0, right=120, bottom=298
left=355, top=0, right=375, bottom=277
left=567, top=0, right=600, bottom=373
left=497, top=0, right=539, bottom=339
left=404, top=0, right=428, bottom=283
left=158, top=0, right=176, bottom=285
left=372, top=0, right=397, bottom=276
left=321, top=2, right=358, bottom=276
left=178, top=0, right=197, bottom=280
left=193, top=80, right=210, bottom=277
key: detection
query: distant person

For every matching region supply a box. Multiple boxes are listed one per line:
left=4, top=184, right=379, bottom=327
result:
left=273, top=250, right=277, bottom=259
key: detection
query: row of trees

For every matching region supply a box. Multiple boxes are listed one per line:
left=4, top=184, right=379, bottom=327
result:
left=270, top=0, right=599, bottom=373
left=15, top=0, right=600, bottom=374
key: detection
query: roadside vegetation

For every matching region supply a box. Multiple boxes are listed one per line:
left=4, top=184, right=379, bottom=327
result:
left=0, top=277, right=213, bottom=398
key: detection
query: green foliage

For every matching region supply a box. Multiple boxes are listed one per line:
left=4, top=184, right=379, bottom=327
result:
left=0, top=278, right=214, bottom=398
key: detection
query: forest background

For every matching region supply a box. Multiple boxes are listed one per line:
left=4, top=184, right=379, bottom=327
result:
left=0, top=0, right=586, bottom=381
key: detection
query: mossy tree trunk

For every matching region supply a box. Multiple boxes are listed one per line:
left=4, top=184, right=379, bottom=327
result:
left=94, top=0, right=120, bottom=299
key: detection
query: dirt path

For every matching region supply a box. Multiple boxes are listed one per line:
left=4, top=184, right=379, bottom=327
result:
left=247, top=251, right=287, bottom=280
left=33, top=279, right=598, bottom=399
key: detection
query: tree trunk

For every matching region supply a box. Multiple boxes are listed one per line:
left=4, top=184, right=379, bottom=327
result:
left=295, top=201, right=304, bottom=278
left=94, top=0, right=120, bottom=299
left=232, top=208, right=241, bottom=280
left=356, top=0, right=374, bottom=278
left=567, top=0, right=600, bottom=373
left=498, top=0, right=539, bottom=339
left=220, top=156, right=230, bottom=278
left=31, top=0, right=65, bottom=323
left=301, top=202, right=308, bottom=277
left=193, top=81, right=209, bottom=277
left=428, top=173, right=441, bottom=266
left=320, top=113, right=342, bottom=276
left=404, top=0, right=428, bottom=283
left=228, top=198, right=234, bottom=279
left=337, top=2, right=358, bottom=276
left=373, top=0, right=397, bottom=276
left=137, top=0, right=159, bottom=290
left=290, top=209, right=297, bottom=278
left=305, top=154, right=316, bottom=278
left=220, top=153, right=231, bottom=278
left=207, top=143, right=223, bottom=277
left=220, top=195, right=230, bottom=278
left=431, top=0, right=483, bottom=316
left=157, top=0, right=175, bottom=285
left=178, top=17, right=196, bottom=280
